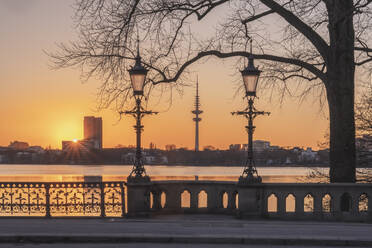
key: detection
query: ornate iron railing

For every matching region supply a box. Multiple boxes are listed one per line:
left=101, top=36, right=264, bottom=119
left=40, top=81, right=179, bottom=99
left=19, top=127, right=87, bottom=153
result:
left=0, top=182, right=125, bottom=217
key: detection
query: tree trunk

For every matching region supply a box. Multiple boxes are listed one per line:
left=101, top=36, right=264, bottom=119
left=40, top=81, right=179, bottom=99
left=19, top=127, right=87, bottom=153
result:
left=327, top=77, right=356, bottom=183
left=326, top=0, right=356, bottom=182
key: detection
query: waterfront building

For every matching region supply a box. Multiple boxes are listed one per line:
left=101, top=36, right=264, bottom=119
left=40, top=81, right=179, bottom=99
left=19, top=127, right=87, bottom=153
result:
left=165, top=144, right=177, bottom=151
left=230, top=141, right=270, bottom=152
left=298, top=147, right=318, bottom=162
left=8, top=141, right=29, bottom=150
left=27, top=146, right=44, bottom=154
left=0, top=154, right=7, bottom=163
left=253, top=140, right=271, bottom=152
left=229, top=144, right=243, bottom=151
left=84, top=116, right=103, bottom=149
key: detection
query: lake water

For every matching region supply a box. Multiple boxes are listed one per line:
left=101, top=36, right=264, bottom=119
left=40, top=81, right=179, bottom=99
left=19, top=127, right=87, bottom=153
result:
left=0, top=164, right=329, bottom=182
left=0, top=164, right=369, bottom=216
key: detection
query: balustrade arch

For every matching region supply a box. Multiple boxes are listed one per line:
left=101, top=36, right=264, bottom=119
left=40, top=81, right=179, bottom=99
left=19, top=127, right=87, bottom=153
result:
left=304, top=194, right=314, bottom=212
left=322, top=194, right=332, bottom=213
left=198, top=190, right=208, bottom=208
left=181, top=189, right=191, bottom=208
left=267, top=193, right=278, bottom=212
left=285, top=194, right=296, bottom=213
left=359, top=193, right=368, bottom=212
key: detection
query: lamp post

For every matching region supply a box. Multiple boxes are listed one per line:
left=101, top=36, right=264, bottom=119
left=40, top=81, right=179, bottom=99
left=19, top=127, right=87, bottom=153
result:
left=121, top=44, right=157, bottom=183
left=232, top=43, right=270, bottom=184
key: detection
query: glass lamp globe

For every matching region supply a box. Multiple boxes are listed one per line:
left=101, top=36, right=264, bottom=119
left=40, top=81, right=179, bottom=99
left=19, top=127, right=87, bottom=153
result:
left=128, top=55, right=148, bottom=96
left=241, top=55, right=261, bottom=97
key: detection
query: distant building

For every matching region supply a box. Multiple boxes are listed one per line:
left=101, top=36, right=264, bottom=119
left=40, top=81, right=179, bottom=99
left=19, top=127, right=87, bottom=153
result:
left=291, top=147, right=302, bottom=153
left=149, top=142, right=156, bottom=150
left=160, top=156, right=168, bottom=164
left=165, top=144, right=177, bottom=151
left=144, top=155, right=156, bottom=164
left=299, top=147, right=318, bottom=162
left=84, top=116, right=103, bottom=149
left=8, top=141, right=29, bottom=150
left=27, top=146, right=44, bottom=154
left=0, top=154, right=7, bottom=163
left=203, top=145, right=216, bottom=151
left=230, top=141, right=270, bottom=152
left=269, top=145, right=280, bottom=151
left=253, top=140, right=270, bottom=152
left=229, top=144, right=242, bottom=151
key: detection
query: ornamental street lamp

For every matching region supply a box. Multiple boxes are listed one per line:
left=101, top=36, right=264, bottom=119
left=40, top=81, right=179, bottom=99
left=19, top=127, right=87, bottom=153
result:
left=121, top=43, right=157, bottom=183
left=232, top=41, right=270, bottom=184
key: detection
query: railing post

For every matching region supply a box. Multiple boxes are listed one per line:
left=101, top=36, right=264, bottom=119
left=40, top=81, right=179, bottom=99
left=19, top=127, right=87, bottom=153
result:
left=153, top=191, right=161, bottom=210
left=351, top=193, right=358, bottom=214
left=45, top=184, right=51, bottom=218
left=207, top=188, right=218, bottom=211
left=100, top=183, right=106, bottom=218
left=165, top=190, right=179, bottom=211
left=295, top=193, right=304, bottom=215
left=237, top=184, right=261, bottom=218
left=126, top=181, right=152, bottom=217
left=277, top=194, right=285, bottom=214
left=120, top=183, right=126, bottom=217
left=190, top=191, right=198, bottom=209
left=228, top=192, right=235, bottom=209
left=333, top=192, right=341, bottom=214
left=314, top=194, right=322, bottom=215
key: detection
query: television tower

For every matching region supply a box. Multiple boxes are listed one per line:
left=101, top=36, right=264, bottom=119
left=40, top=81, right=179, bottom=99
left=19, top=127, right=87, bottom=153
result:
left=192, top=77, right=203, bottom=152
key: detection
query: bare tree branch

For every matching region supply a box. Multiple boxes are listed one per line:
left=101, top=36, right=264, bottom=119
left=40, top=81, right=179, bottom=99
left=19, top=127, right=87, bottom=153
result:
left=152, top=49, right=325, bottom=84
left=259, top=0, right=329, bottom=59
left=241, top=9, right=275, bottom=24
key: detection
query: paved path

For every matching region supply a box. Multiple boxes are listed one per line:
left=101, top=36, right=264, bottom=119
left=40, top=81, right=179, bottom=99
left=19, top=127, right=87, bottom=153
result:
left=0, top=215, right=370, bottom=247
left=0, top=244, right=368, bottom=248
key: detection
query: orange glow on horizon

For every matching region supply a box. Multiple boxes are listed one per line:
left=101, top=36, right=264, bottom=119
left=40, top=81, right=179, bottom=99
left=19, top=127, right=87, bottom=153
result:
left=0, top=1, right=329, bottom=151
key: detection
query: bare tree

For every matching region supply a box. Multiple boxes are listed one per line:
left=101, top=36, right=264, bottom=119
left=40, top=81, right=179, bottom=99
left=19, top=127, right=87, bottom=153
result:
left=49, top=0, right=372, bottom=183
left=356, top=83, right=372, bottom=136
left=311, top=82, right=372, bottom=182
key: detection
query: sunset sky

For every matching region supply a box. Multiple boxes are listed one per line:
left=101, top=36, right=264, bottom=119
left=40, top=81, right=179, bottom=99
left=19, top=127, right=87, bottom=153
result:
left=0, top=0, right=331, bottom=150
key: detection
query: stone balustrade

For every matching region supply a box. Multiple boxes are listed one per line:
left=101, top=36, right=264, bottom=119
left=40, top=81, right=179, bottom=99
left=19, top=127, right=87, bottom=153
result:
left=127, top=180, right=372, bottom=222
left=259, top=183, right=372, bottom=221
left=149, top=181, right=238, bottom=214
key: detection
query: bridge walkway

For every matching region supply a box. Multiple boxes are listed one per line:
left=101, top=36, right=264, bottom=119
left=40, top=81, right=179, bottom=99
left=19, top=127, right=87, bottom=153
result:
left=0, top=215, right=371, bottom=247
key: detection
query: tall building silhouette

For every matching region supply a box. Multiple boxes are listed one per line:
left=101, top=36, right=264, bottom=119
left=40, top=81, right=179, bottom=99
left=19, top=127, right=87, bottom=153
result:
left=84, top=116, right=102, bottom=149
left=192, top=77, right=203, bottom=152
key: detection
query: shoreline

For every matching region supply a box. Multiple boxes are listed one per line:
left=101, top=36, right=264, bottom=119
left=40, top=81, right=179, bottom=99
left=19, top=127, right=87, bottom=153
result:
left=0, top=163, right=331, bottom=167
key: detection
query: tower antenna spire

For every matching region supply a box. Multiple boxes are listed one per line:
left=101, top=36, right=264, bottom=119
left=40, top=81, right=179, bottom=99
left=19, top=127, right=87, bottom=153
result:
left=192, top=76, right=203, bottom=152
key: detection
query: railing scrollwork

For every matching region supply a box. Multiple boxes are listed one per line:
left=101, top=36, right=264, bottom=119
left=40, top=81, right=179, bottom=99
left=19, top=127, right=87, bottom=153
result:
left=0, top=182, right=126, bottom=217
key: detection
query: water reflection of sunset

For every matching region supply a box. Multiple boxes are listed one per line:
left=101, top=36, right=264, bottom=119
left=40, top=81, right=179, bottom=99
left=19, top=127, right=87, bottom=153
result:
left=0, top=165, right=330, bottom=182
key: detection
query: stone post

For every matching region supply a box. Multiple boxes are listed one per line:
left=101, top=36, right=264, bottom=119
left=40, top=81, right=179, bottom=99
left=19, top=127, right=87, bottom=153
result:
left=237, top=183, right=261, bottom=218
left=207, top=188, right=218, bottom=212
left=126, top=180, right=152, bottom=217
left=190, top=191, right=198, bottom=210
left=277, top=193, right=286, bottom=214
